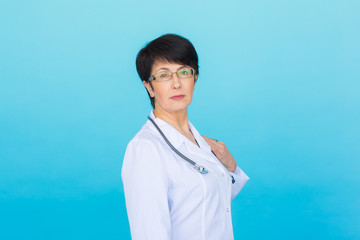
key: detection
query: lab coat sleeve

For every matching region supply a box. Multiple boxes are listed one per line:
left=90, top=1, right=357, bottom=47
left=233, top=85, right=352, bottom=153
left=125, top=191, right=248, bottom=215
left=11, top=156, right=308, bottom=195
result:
left=121, top=139, right=171, bottom=240
left=230, top=166, right=249, bottom=201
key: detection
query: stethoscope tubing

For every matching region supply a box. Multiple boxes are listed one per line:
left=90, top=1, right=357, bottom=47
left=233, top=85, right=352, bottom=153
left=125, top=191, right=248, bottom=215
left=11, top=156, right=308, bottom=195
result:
left=148, top=116, right=209, bottom=174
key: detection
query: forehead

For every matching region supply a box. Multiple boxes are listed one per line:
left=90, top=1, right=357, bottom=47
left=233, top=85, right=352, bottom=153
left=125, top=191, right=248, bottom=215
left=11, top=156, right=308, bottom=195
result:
left=152, top=60, right=186, bottom=73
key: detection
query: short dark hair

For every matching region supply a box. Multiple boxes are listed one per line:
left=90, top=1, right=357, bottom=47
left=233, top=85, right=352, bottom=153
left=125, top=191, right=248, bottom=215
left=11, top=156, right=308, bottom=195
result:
left=136, top=34, right=199, bottom=108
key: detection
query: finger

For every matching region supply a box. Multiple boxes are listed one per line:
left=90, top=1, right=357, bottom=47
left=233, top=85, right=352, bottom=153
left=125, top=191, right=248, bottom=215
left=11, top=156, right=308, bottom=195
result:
left=203, top=136, right=221, bottom=146
left=202, top=135, right=217, bottom=142
left=202, top=136, right=216, bottom=146
left=202, top=135, right=213, bottom=143
left=208, top=142, right=222, bottom=157
left=211, top=150, right=220, bottom=159
left=205, top=138, right=218, bottom=148
left=202, top=136, right=224, bottom=155
left=207, top=141, right=223, bottom=155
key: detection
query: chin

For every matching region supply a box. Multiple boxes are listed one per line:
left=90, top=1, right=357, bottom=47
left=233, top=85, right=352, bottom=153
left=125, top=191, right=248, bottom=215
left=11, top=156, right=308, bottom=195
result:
left=168, top=101, right=191, bottom=113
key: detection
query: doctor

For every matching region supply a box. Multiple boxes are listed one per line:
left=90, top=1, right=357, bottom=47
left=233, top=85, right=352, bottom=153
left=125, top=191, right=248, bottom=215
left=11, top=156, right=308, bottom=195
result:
left=122, top=34, right=249, bottom=240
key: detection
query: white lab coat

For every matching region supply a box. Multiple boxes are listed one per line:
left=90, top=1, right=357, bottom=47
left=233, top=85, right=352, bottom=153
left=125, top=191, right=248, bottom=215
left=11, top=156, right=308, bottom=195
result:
left=122, top=111, right=249, bottom=240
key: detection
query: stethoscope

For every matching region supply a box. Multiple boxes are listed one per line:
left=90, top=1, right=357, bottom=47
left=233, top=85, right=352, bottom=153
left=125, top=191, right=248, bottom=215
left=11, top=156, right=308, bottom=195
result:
left=148, top=116, right=235, bottom=184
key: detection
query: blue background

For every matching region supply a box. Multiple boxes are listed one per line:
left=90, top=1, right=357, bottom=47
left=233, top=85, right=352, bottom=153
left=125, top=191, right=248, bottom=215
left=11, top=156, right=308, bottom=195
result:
left=1, top=0, right=359, bottom=239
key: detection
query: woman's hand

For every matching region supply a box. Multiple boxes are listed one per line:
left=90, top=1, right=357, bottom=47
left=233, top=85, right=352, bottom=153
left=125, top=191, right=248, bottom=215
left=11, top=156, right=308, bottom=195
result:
left=202, top=136, right=237, bottom=173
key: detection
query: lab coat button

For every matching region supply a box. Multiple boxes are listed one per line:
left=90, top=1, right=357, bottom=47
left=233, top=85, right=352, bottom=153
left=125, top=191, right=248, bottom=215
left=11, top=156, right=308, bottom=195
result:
left=226, top=207, right=230, bottom=213
left=221, top=172, right=225, bottom=177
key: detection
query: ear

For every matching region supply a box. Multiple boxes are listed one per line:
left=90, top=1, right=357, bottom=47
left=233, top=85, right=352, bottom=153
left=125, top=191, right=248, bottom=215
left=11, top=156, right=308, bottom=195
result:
left=193, top=75, right=198, bottom=90
left=143, top=81, right=155, bottom=97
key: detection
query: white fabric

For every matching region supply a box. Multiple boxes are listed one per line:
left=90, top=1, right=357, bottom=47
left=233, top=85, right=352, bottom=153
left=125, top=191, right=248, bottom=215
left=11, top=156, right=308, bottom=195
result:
left=122, top=111, right=249, bottom=240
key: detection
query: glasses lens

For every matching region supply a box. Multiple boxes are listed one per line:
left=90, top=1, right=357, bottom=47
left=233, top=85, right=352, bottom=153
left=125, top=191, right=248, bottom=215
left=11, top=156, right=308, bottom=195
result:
left=155, top=71, right=171, bottom=82
left=177, top=68, right=194, bottom=79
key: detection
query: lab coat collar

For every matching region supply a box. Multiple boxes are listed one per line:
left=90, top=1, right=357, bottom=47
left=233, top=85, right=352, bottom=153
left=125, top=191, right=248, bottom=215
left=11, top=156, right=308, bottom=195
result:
left=188, top=121, right=212, bottom=152
left=147, top=110, right=211, bottom=152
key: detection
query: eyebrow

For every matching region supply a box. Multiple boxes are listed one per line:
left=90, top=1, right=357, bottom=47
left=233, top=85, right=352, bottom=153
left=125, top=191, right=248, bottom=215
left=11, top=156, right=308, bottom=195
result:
left=155, top=65, right=187, bottom=72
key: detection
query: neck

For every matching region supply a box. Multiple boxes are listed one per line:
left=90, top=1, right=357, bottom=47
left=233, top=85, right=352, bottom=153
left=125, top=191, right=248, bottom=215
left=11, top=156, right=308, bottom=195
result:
left=153, top=108, right=190, bottom=135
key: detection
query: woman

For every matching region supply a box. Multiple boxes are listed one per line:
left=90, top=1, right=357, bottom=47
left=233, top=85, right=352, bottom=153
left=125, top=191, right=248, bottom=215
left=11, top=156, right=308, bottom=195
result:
left=122, top=34, right=249, bottom=240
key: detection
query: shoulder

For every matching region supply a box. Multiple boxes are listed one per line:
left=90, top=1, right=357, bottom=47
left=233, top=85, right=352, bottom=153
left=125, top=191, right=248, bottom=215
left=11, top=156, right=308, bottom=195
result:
left=123, top=121, right=170, bottom=166
left=126, top=122, right=161, bottom=151
left=122, top=122, right=169, bottom=179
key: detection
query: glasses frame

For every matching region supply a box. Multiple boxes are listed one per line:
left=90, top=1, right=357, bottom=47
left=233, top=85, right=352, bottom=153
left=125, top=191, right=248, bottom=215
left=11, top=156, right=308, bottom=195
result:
left=149, top=67, right=195, bottom=82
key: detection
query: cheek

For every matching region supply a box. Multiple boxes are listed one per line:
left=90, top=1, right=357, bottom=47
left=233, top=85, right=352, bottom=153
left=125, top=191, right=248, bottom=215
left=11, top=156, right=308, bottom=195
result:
left=154, top=85, right=170, bottom=102
left=187, top=82, right=196, bottom=93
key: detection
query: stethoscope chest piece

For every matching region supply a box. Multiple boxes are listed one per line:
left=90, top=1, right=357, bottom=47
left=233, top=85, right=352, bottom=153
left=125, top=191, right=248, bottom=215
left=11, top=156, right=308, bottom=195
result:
left=195, top=165, right=208, bottom=174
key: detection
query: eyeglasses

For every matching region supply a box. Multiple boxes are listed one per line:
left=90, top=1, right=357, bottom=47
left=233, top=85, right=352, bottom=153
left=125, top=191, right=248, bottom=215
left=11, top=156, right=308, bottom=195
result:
left=149, top=67, right=195, bottom=82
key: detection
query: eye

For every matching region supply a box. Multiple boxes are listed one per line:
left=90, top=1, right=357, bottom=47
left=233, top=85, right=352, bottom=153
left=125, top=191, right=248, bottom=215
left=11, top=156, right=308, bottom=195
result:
left=158, top=72, right=169, bottom=79
left=179, top=69, right=190, bottom=75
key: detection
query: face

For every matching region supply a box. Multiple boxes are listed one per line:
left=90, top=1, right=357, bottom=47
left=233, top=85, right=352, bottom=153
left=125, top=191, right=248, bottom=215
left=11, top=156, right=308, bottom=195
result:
left=143, top=61, right=197, bottom=114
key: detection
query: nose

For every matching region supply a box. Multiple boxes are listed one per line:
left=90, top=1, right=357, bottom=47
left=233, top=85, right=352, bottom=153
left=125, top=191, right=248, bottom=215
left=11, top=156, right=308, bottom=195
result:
left=171, top=73, right=181, bottom=89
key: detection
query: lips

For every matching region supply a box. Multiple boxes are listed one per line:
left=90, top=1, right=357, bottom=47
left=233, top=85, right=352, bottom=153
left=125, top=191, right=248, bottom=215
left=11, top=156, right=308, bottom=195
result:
left=170, top=95, right=185, bottom=100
